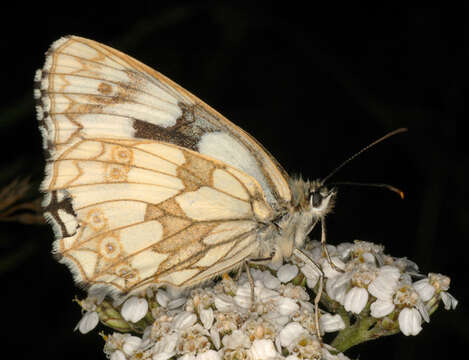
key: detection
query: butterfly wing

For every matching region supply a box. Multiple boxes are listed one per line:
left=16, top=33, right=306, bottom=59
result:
left=35, top=36, right=287, bottom=297
left=41, top=136, right=273, bottom=296
left=35, top=36, right=291, bottom=206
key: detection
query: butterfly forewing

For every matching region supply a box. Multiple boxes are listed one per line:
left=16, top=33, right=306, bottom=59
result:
left=35, top=36, right=289, bottom=297
left=36, top=36, right=291, bottom=205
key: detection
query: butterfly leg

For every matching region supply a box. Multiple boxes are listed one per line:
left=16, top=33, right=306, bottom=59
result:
left=293, top=248, right=324, bottom=342
left=320, top=217, right=344, bottom=273
left=242, top=257, right=274, bottom=310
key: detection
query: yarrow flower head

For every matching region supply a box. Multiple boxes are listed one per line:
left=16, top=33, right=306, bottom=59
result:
left=72, top=239, right=456, bottom=359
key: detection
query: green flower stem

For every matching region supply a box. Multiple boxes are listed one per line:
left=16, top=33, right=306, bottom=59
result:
left=330, top=314, right=378, bottom=352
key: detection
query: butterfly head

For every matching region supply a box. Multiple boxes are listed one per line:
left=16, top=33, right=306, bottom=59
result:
left=308, top=179, right=337, bottom=217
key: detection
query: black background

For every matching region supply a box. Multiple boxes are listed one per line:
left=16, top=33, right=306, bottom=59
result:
left=1, top=2, right=467, bottom=359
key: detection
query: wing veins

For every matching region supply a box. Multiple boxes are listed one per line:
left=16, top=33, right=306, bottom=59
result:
left=124, top=226, right=258, bottom=290
left=47, top=71, right=178, bottom=108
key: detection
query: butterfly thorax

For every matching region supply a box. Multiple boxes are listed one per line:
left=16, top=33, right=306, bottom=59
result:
left=268, top=178, right=336, bottom=263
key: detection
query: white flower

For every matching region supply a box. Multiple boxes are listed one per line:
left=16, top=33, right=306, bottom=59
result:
left=249, top=339, right=278, bottom=360
left=121, top=297, right=148, bottom=323
left=75, top=311, right=99, bottom=334
left=110, top=350, right=126, bottom=360
left=343, top=287, right=368, bottom=314
left=277, top=264, right=298, bottom=283
left=122, top=335, right=142, bottom=356
left=398, top=307, right=422, bottom=336
left=279, top=322, right=307, bottom=347
left=320, top=314, right=346, bottom=333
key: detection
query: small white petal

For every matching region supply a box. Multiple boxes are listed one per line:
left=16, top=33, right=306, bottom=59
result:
left=156, top=290, right=171, bottom=307
left=122, top=335, right=142, bottom=356
left=199, top=307, right=214, bottom=329
left=214, top=294, right=235, bottom=312
left=262, top=271, right=281, bottom=289
left=152, top=333, right=178, bottom=359
left=321, top=257, right=345, bottom=279
left=320, top=314, right=346, bottom=332
left=368, top=266, right=400, bottom=300
left=172, top=311, right=197, bottom=330
left=398, top=307, right=422, bottom=336
left=249, top=339, right=278, bottom=360
left=344, top=287, right=368, bottom=314
left=370, top=299, right=395, bottom=318
left=222, top=329, right=251, bottom=349
left=279, top=322, right=307, bottom=347
left=258, top=287, right=281, bottom=302
left=75, top=311, right=99, bottom=334
left=326, top=273, right=351, bottom=304
left=301, top=263, right=320, bottom=289
left=196, top=350, right=221, bottom=360
left=286, top=356, right=301, bottom=360
left=167, top=297, right=186, bottom=309
left=140, top=326, right=153, bottom=350
left=277, top=264, right=299, bottom=283
left=415, top=301, right=430, bottom=323
left=210, top=327, right=221, bottom=349
left=441, top=291, right=458, bottom=310
left=110, top=350, right=126, bottom=360
left=413, top=279, right=435, bottom=302
left=234, top=283, right=253, bottom=309
left=121, top=297, right=148, bottom=323
left=276, top=297, right=300, bottom=316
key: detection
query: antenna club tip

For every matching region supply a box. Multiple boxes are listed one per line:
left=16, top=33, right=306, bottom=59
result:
left=399, top=191, right=405, bottom=200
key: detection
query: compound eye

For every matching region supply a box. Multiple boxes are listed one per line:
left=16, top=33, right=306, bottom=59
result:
left=311, top=191, right=323, bottom=207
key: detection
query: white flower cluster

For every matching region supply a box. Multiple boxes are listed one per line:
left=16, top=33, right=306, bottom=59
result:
left=300, top=240, right=458, bottom=336
left=75, top=240, right=457, bottom=360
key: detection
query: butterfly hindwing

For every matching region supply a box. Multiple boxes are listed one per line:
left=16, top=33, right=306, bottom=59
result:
left=42, top=137, right=273, bottom=295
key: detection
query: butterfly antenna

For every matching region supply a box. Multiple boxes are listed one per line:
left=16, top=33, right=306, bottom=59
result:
left=321, top=128, right=408, bottom=185
left=330, top=181, right=405, bottom=199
